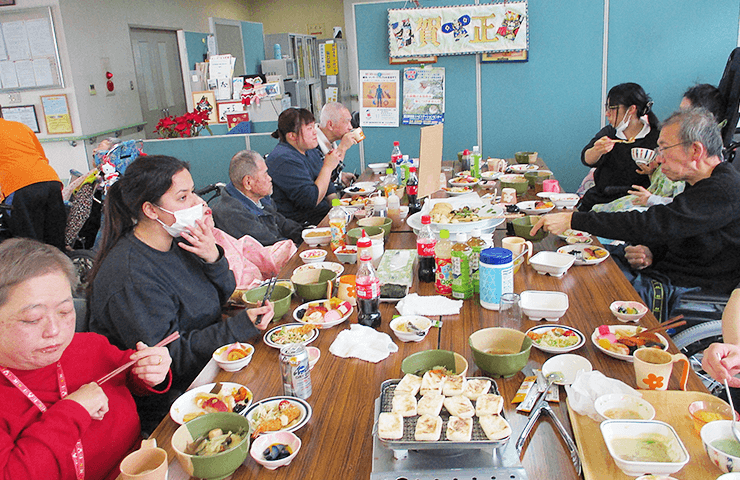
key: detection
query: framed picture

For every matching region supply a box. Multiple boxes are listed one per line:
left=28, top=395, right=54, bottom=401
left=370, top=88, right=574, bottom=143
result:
left=389, top=55, right=437, bottom=65
left=481, top=50, right=528, bottom=63
left=191, top=91, right=218, bottom=124
left=0, top=0, right=16, bottom=6
left=1, top=105, right=39, bottom=132
left=216, top=100, right=244, bottom=124
left=40, top=94, right=73, bottom=134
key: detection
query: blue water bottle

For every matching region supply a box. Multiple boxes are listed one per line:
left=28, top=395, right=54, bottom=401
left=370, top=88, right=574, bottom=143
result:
left=274, top=43, right=282, bottom=60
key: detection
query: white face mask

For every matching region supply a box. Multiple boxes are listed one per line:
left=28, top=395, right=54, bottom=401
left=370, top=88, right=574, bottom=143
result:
left=155, top=203, right=204, bottom=237
left=615, top=109, right=631, bottom=135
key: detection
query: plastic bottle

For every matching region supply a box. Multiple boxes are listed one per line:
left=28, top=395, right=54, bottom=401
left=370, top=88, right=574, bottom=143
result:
left=479, top=247, right=514, bottom=310
left=387, top=189, right=400, bottom=227
left=399, top=154, right=411, bottom=186
left=380, top=168, right=397, bottom=197
left=467, top=228, right=486, bottom=293
left=451, top=232, right=473, bottom=300
left=417, top=214, right=436, bottom=283
left=461, top=149, right=471, bottom=173
left=372, top=195, right=387, bottom=217
left=329, top=199, right=347, bottom=250
left=471, top=146, right=482, bottom=179
left=406, top=166, right=421, bottom=215
left=356, top=239, right=381, bottom=328
left=434, top=229, right=453, bottom=295
left=390, top=141, right=402, bottom=170
left=356, top=230, right=373, bottom=264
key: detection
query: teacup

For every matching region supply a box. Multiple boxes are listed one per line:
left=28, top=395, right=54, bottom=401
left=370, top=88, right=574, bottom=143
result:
left=634, top=348, right=689, bottom=391
left=120, top=439, right=168, bottom=480
left=338, top=274, right=357, bottom=306
left=543, top=179, right=560, bottom=193
left=501, top=237, right=533, bottom=273
left=501, top=188, right=517, bottom=204
left=487, top=158, right=507, bottom=173
left=351, top=127, right=365, bottom=142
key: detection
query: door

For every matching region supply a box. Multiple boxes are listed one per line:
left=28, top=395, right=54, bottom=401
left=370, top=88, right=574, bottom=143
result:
left=130, top=28, right=187, bottom=139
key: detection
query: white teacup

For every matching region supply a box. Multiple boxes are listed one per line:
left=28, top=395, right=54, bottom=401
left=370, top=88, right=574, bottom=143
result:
left=501, top=188, right=517, bottom=204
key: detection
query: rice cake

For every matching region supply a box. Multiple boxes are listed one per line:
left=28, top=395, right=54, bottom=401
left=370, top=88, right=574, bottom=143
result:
left=479, top=414, right=512, bottom=441
left=414, top=414, right=443, bottom=441
left=391, top=393, right=417, bottom=417
left=378, top=412, right=404, bottom=440
left=420, top=370, right=446, bottom=395
left=462, top=378, right=491, bottom=401
left=442, top=374, right=466, bottom=397
left=475, top=394, right=504, bottom=417
left=417, top=392, right=445, bottom=416
left=443, top=395, right=475, bottom=418
left=445, top=415, right=473, bottom=442
left=395, top=373, right=422, bottom=396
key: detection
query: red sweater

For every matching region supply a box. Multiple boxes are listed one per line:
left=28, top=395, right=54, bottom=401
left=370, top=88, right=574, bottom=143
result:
left=0, top=333, right=170, bottom=480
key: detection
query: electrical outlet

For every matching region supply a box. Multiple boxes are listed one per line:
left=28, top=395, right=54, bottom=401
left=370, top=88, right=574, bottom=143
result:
left=8, top=92, right=21, bottom=103
left=89, top=84, right=97, bottom=95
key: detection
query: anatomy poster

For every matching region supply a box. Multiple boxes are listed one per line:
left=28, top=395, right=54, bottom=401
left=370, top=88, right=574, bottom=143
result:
left=402, top=66, right=445, bottom=125
left=360, top=70, right=399, bottom=127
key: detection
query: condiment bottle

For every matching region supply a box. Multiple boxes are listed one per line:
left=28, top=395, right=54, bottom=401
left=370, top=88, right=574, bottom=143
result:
left=356, top=229, right=372, bottom=263
left=372, top=195, right=387, bottom=217
left=390, top=140, right=402, bottom=170
left=381, top=168, right=397, bottom=197
left=451, top=232, right=472, bottom=300
left=471, top=145, right=482, bottom=179
left=467, top=228, right=486, bottom=293
left=356, top=240, right=381, bottom=328
left=417, top=214, right=436, bottom=283
left=387, top=189, right=400, bottom=227
left=328, top=199, right=347, bottom=250
left=461, top=149, right=471, bottom=173
left=479, top=247, right=514, bottom=310
left=434, top=229, right=453, bottom=295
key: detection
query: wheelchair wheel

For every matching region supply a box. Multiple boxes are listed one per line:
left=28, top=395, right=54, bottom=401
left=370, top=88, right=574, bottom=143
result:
left=66, top=249, right=95, bottom=298
left=672, top=320, right=724, bottom=396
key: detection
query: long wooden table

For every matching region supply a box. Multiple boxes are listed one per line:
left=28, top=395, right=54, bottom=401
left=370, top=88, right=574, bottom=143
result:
left=138, top=163, right=708, bottom=480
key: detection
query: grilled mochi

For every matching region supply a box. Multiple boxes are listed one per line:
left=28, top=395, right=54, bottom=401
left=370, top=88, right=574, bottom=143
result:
left=391, top=393, right=417, bottom=417
left=395, top=373, right=422, bottom=396
left=475, top=394, right=504, bottom=417
left=378, top=412, right=404, bottom=440
left=462, top=378, right=491, bottom=401
left=442, top=374, right=466, bottom=396
left=443, top=395, right=475, bottom=418
left=445, top=415, right=473, bottom=442
left=414, top=414, right=442, bottom=441
left=420, top=370, right=447, bottom=395
left=479, top=414, right=512, bottom=441
left=416, top=392, right=445, bottom=416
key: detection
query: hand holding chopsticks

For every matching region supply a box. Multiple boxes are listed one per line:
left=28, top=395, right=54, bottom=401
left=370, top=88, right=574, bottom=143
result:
left=251, top=277, right=276, bottom=328
left=96, top=331, right=179, bottom=385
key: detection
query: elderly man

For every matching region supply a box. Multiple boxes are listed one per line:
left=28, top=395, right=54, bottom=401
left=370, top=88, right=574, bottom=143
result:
left=315, top=102, right=358, bottom=187
left=212, top=150, right=302, bottom=246
left=532, top=108, right=740, bottom=320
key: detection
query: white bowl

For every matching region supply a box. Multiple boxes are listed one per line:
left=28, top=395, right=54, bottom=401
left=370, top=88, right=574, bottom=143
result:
left=548, top=193, right=580, bottom=209
left=542, top=354, right=592, bottom=385
left=520, top=290, right=569, bottom=321
left=632, top=147, right=657, bottom=165
left=701, top=420, right=740, bottom=473
left=516, top=200, right=554, bottom=215
left=390, top=315, right=432, bottom=342
left=601, top=420, right=689, bottom=477
left=250, top=431, right=302, bottom=470
left=369, top=163, right=388, bottom=174
left=306, top=346, right=320, bottom=370
left=212, top=342, right=254, bottom=372
left=610, top=301, right=649, bottom=323
left=301, top=228, right=332, bottom=247
left=529, top=251, right=576, bottom=277
left=509, top=164, right=539, bottom=173
left=300, top=249, right=328, bottom=264
left=594, top=394, right=656, bottom=421
left=333, top=245, right=357, bottom=264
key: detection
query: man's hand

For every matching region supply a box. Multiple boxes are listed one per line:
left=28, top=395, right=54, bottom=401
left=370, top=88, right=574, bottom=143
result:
left=340, top=172, right=356, bottom=186
left=624, top=245, right=653, bottom=270
left=703, top=343, right=740, bottom=387
left=338, top=131, right=358, bottom=154
left=628, top=185, right=652, bottom=206
left=530, top=212, right=574, bottom=237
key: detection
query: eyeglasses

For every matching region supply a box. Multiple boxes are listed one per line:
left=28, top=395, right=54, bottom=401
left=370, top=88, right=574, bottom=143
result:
left=655, top=141, right=691, bottom=156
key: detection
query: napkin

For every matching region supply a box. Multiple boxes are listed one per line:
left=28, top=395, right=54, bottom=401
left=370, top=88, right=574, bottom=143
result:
left=329, top=324, right=398, bottom=363
left=565, top=370, right=642, bottom=422
left=396, top=293, right=463, bottom=316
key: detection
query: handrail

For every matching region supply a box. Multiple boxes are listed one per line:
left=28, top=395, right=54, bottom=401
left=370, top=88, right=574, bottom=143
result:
left=39, top=121, right=148, bottom=146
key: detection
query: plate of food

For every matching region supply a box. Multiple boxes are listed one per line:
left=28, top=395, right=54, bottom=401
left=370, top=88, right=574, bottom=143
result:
left=244, top=396, right=312, bottom=437
left=293, top=298, right=353, bottom=329
left=591, top=324, right=668, bottom=362
left=480, top=171, right=503, bottom=181
left=170, top=382, right=253, bottom=424
left=344, top=181, right=376, bottom=196
left=449, top=176, right=479, bottom=187
left=293, top=261, right=344, bottom=277
left=442, top=186, right=473, bottom=196
left=557, top=244, right=610, bottom=265
left=429, top=202, right=503, bottom=227
left=263, top=323, right=320, bottom=348
left=509, top=164, right=539, bottom=173
left=340, top=196, right=371, bottom=208
left=526, top=325, right=585, bottom=354
left=516, top=200, right=554, bottom=215
left=455, top=170, right=472, bottom=177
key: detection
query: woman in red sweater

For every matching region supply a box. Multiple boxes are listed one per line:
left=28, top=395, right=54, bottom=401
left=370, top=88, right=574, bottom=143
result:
left=0, top=238, right=172, bottom=480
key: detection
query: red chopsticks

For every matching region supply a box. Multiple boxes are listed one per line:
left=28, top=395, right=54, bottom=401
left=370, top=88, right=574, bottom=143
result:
left=96, top=331, right=180, bottom=385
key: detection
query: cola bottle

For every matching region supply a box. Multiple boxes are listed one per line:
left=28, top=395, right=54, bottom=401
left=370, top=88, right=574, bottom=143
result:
left=417, top=214, right=436, bottom=283
left=407, top=166, right=421, bottom=215
left=356, top=236, right=381, bottom=328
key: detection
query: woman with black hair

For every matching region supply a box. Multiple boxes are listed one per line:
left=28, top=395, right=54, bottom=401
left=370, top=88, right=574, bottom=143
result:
left=579, top=82, right=660, bottom=211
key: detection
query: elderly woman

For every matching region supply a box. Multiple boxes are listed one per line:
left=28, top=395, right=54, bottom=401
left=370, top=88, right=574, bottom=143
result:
left=0, top=238, right=172, bottom=480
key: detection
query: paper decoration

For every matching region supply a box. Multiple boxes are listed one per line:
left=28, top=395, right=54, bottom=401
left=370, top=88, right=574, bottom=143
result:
left=226, top=112, right=249, bottom=129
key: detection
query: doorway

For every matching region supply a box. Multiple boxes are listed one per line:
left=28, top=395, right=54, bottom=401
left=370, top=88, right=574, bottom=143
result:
left=130, top=27, right=187, bottom=139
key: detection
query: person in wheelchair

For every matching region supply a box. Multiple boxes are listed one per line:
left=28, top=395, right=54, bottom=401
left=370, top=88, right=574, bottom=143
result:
left=314, top=102, right=359, bottom=190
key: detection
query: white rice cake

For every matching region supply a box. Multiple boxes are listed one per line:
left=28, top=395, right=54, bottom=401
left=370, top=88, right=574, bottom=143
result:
left=414, top=414, right=443, bottom=441
left=445, top=415, right=473, bottom=442
left=479, top=414, right=512, bottom=441
left=378, top=412, right=404, bottom=440
left=443, top=395, right=475, bottom=418
left=395, top=373, right=422, bottom=396
left=417, top=392, right=445, bottom=416
left=462, top=378, right=491, bottom=401
left=475, top=394, right=504, bottom=417
left=420, top=370, right=446, bottom=395
left=391, top=393, right=417, bottom=417
left=442, top=374, right=466, bottom=397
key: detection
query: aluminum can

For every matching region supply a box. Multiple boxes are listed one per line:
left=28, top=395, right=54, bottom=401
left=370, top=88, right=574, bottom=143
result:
left=279, top=343, right=312, bottom=399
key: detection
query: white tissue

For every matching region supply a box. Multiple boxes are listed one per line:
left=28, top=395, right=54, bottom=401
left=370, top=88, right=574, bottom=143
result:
left=565, top=370, right=642, bottom=422
left=329, top=324, right=398, bottom=363
left=396, top=293, right=463, bottom=316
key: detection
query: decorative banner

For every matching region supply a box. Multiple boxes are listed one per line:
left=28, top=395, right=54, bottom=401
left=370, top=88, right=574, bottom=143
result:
left=360, top=70, right=399, bottom=127
left=324, top=42, right=338, bottom=76
left=402, top=66, right=445, bottom=125
left=388, top=2, right=528, bottom=58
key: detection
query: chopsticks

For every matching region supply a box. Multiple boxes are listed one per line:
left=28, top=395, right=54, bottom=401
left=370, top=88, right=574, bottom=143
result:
left=96, top=331, right=180, bottom=385
left=255, top=277, right=277, bottom=326
left=640, top=315, right=685, bottom=335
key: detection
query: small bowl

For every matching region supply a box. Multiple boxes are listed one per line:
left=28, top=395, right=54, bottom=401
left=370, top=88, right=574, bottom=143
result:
left=499, top=174, right=528, bottom=194
left=511, top=215, right=549, bottom=242
left=520, top=290, right=569, bottom=321
left=610, top=301, right=649, bottom=323
left=515, top=151, right=538, bottom=164
left=595, top=393, right=656, bottom=421
left=300, top=249, right=328, bottom=264
left=346, top=226, right=384, bottom=245
left=243, top=284, right=293, bottom=321
left=524, top=170, right=552, bottom=187
left=249, top=431, right=301, bottom=470
left=602, top=420, right=689, bottom=477
left=301, top=227, right=332, bottom=247
left=529, top=251, right=576, bottom=277
left=548, top=193, right=580, bottom=209
left=689, top=400, right=738, bottom=435
left=702, top=420, right=740, bottom=473
left=358, top=216, right=392, bottom=239
left=469, top=327, right=532, bottom=378
left=401, top=350, right=468, bottom=377
left=306, top=346, right=320, bottom=370
left=290, top=268, right=339, bottom=301
left=632, top=147, right=657, bottom=165
left=542, top=354, right=592, bottom=385
left=213, top=342, right=254, bottom=372
left=390, top=315, right=433, bottom=343
left=369, top=163, right=388, bottom=174
left=333, top=245, right=357, bottom=264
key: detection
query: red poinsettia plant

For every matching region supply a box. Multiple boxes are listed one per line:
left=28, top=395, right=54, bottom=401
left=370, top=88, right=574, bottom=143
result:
left=154, top=109, right=212, bottom=138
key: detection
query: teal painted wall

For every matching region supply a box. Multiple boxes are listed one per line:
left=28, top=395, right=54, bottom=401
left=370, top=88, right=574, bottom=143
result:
left=241, top=21, right=265, bottom=75
left=184, top=32, right=209, bottom=70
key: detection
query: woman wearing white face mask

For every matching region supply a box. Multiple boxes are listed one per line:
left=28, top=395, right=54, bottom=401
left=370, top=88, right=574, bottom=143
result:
left=87, top=155, right=274, bottom=432
left=579, top=82, right=660, bottom=212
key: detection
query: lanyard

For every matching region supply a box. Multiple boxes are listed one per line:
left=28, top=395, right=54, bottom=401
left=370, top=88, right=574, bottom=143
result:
left=1, top=363, right=85, bottom=480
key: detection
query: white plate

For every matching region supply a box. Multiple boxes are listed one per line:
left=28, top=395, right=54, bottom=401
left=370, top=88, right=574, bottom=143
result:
left=292, top=262, right=344, bottom=277
left=406, top=204, right=505, bottom=234
left=556, top=228, right=591, bottom=240
left=442, top=186, right=474, bottom=196
left=169, top=382, right=253, bottom=425
left=448, top=177, right=479, bottom=187
left=525, top=325, right=585, bottom=354
left=591, top=325, right=668, bottom=362
left=293, top=300, right=353, bottom=329
left=542, top=354, right=593, bottom=385
left=344, top=181, right=377, bottom=196
left=244, top=396, right=312, bottom=436
left=509, top=164, right=539, bottom=173
left=263, top=323, right=320, bottom=348
left=557, top=244, right=610, bottom=265
left=480, top=171, right=503, bottom=180
left=516, top=200, right=554, bottom=215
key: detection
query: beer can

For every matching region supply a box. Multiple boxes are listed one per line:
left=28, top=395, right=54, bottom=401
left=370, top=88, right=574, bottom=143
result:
left=279, top=343, right=312, bottom=399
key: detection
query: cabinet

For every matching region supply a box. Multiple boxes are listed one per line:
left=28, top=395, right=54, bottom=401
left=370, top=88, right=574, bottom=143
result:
left=317, top=39, right=354, bottom=110
left=263, top=33, right=323, bottom=117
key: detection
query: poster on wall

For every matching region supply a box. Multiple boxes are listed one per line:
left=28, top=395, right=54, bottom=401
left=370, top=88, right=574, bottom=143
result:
left=360, top=70, right=399, bottom=127
left=402, top=66, right=444, bottom=125
left=388, top=2, right=528, bottom=58
left=40, top=94, right=72, bottom=134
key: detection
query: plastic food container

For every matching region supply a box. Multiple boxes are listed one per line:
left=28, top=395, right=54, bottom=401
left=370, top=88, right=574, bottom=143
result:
left=528, top=251, right=575, bottom=277
left=520, top=290, right=569, bottom=321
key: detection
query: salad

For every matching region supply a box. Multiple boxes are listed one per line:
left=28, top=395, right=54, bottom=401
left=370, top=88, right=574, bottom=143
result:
left=269, top=324, right=317, bottom=345
left=527, top=327, right=580, bottom=349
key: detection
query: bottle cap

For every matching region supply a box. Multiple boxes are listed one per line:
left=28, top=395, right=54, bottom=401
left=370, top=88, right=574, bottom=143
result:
left=456, top=232, right=467, bottom=242
left=472, top=228, right=482, bottom=237
left=357, top=230, right=372, bottom=248
left=402, top=154, right=409, bottom=160
left=480, top=247, right=512, bottom=265
left=332, top=199, right=340, bottom=206
left=410, top=166, right=417, bottom=173
left=473, top=145, right=480, bottom=153
left=463, top=149, right=470, bottom=155
left=386, top=168, right=394, bottom=174
left=421, top=214, right=431, bottom=224
left=393, top=141, right=400, bottom=146
left=440, top=229, right=450, bottom=239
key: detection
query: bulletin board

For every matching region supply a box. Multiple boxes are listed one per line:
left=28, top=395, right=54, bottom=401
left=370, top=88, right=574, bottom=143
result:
left=0, top=6, right=64, bottom=92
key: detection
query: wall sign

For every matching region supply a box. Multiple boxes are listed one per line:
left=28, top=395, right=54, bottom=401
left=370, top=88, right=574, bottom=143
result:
left=388, top=2, right=528, bottom=58
left=40, top=93, right=72, bottom=134
left=1, top=104, right=38, bottom=131
left=402, top=66, right=445, bottom=125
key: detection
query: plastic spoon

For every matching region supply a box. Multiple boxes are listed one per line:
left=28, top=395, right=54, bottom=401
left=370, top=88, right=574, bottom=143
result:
left=724, top=379, right=740, bottom=443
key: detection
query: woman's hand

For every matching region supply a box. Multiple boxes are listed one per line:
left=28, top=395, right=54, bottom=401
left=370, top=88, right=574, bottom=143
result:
left=636, top=162, right=658, bottom=176
left=583, top=136, right=616, bottom=165
left=703, top=343, right=740, bottom=387
left=65, top=383, right=109, bottom=421
left=247, top=300, right=274, bottom=331
left=624, top=245, right=653, bottom=269
left=130, top=341, right=172, bottom=387
left=530, top=212, right=574, bottom=236
left=179, top=210, right=219, bottom=263
left=628, top=185, right=652, bottom=206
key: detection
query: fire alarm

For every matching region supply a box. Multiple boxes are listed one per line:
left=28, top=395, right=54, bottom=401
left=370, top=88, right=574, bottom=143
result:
left=106, top=80, right=115, bottom=92
left=105, top=71, right=113, bottom=79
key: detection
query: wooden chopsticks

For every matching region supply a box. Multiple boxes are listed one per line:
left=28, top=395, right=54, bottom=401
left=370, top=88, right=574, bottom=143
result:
left=640, top=315, right=686, bottom=336
left=96, top=331, right=180, bottom=385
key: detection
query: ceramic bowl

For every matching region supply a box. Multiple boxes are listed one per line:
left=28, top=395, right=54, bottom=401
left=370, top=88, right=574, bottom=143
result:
left=702, top=420, right=740, bottom=473
left=333, top=245, right=357, bottom=264
left=468, top=327, right=532, bottom=378
left=515, top=151, right=538, bottom=164
left=171, top=412, right=251, bottom=480
left=516, top=200, right=554, bottom=215
left=401, top=350, right=468, bottom=377
left=511, top=215, right=549, bottom=242
left=249, top=431, right=301, bottom=470
left=306, top=346, right=320, bottom=370
left=609, top=301, right=649, bottom=323
left=243, top=284, right=293, bottom=321
left=299, top=249, right=327, bottom=264
left=358, top=216, right=392, bottom=239
left=601, top=420, right=689, bottom=477
left=212, top=342, right=255, bottom=372
left=301, top=227, right=332, bottom=247
left=346, top=226, right=384, bottom=245
left=542, top=354, right=592, bottom=385
left=689, top=400, right=738, bottom=435
left=390, top=315, right=433, bottom=343
left=529, top=251, right=576, bottom=277
left=548, top=193, right=580, bottom=209
left=520, top=290, right=569, bottom=321
left=594, top=393, right=656, bottom=421
left=290, top=268, right=338, bottom=301
left=524, top=169, right=552, bottom=187
left=369, top=163, right=388, bottom=174
left=499, top=174, right=528, bottom=194
left=632, top=147, right=657, bottom=165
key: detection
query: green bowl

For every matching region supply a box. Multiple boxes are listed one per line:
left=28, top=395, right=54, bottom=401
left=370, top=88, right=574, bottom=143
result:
left=346, top=226, right=384, bottom=245
left=499, top=174, right=528, bottom=195
left=357, top=216, right=392, bottom=239
left=515, top=151, right=538, bottom=164
left=243, top=284, right=292, bottom=321
left=401, top=350, right=469, bottom=377
left=469, top=327, right=532, bottom=378
left=290, top=268, right=338, bottom=301
left=171, top=412, right=250, bottom=480
left=511, top=215, right=549, bottom=242
left=524, top=170, right=552, bottom=187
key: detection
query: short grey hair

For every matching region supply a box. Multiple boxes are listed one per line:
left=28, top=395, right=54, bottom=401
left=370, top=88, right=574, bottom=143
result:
left=229, top=150, right=264, bottom=186
left=662, top=107, right=723, bottom=159
left=319, top=102, right=349, bottom=129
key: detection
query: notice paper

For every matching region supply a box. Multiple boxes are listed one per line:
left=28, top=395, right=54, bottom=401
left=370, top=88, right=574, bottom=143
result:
left=33, top=58, right=53, bottom=86
left=0, top=61, right=19, bottom=89
left=2, top=21, right=31, bottom=61
left=14, top=60, right=36, bottom=88
left=25, top=18, right=55, bottom=57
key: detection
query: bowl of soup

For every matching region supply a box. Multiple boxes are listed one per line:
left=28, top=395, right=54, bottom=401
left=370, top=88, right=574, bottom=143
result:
left=601, top=419, right=689, bottom=476
left=701, top=420, right=740, bottom=473
left=595, top=394, right=656, bottom=421
left=468, top=327, right=532, bottom=378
